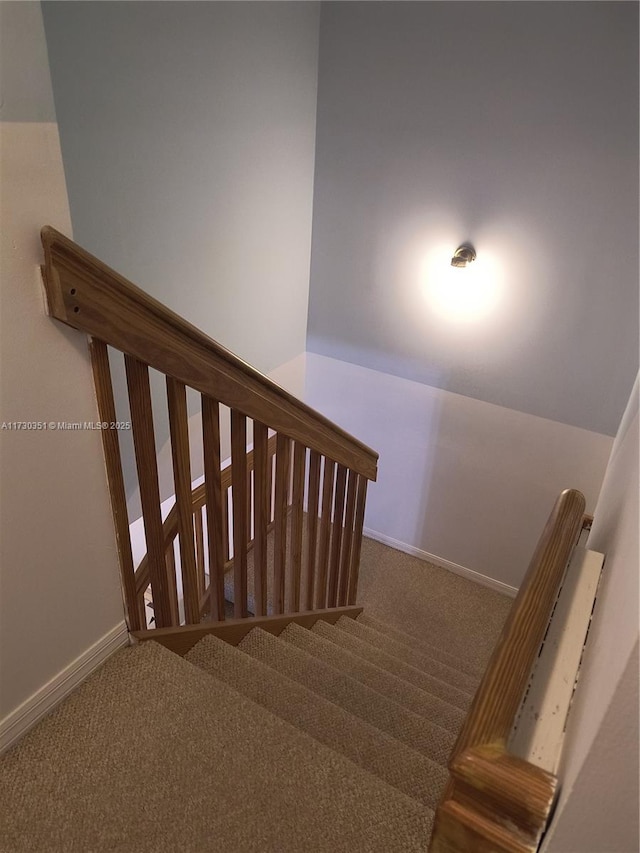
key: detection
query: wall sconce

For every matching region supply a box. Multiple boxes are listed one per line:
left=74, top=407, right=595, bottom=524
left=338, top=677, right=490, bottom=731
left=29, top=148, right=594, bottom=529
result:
left=422, top=240, right=503, bottom=322
left=450, top=244, right=476, bottom=268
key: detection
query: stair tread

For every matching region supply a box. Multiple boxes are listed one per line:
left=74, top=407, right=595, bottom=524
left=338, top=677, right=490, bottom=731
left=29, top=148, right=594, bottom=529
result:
left=359, top=612, right=487, bottom=673
left=304, top=621, right=472, bottom=714
left=186, top=633, right=449, bottom=809
left=240, top=627, right=457, bottom=766
left=339, top=617, right=481, bottom=691
left=0, top=640, right=432, bottom=853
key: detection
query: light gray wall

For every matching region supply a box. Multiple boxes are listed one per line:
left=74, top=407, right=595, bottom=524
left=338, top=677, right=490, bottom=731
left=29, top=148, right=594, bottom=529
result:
left=1, top=0, right=124, bottom=723
left=308, top=1, right=638, bottom=436
left=304, top=353, right=612, bottom=590
left=0, top=0, right=55, bottom=122
left=544, top=641, right=639, bottom=853
left=42, top=1, right=320, bottom=508
left=543, top=374, right=639, bottom=851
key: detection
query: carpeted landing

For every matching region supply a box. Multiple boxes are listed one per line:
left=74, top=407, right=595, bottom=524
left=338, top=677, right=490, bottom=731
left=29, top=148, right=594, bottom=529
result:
left=0, top=608, right=493, bottom=853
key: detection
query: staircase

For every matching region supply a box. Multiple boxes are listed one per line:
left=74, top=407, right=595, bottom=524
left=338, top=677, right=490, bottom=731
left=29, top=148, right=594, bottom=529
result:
left=0, top=606, right=490, bottom=852
left=9, top=229, right=590, bottom=853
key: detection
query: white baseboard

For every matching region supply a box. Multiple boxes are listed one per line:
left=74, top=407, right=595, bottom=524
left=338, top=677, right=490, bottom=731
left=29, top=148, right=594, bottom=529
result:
left=0, top=621, right=129, bottom=754
left=363, top=527, right=519, bottom=599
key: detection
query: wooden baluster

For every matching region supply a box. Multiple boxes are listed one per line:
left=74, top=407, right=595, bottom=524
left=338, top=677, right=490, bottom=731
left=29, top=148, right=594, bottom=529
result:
left=316, top=458, right=335, bottom=609
left=289, top=442, right=306, bottom=612
left=194, top=508, right=205, bottom=598
left=125, top=355, right=178, bottom=627
left=338, top=470, right=358, bottom=606
left=135, top=591, right=147, bottom=630
left=166, top=377, right=200, bottom=624
left=305, top=450, right=321, bottom=611
left=253, top=421, right=269, bottom=617
left=247, top=466, right=253, bottom=545
left=202, top=396, right=225, bottom=621
left=166, top=539, right=176, bottom=592
left=268, top=441, right=275, bottom=524
left=231, top=409, right=248, bottom=618
left=348, top=476, right=368, bottom=606
left=327, top=464, right=347, bottom=608
left=165, top=542, right=179, bottom=621
left=273, top=433, right=291, bottom=614
left=89, top=339, right=142, bottom=631
left=223, top=488, right=230, bottom=563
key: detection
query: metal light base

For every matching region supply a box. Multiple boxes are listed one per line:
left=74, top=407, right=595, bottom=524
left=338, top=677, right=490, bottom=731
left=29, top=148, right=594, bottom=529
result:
left=451, top=245, right=477, bottom=268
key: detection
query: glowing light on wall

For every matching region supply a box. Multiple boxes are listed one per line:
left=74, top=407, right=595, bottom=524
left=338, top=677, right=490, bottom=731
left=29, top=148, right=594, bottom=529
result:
left=422, top=243, right=505, bottom=323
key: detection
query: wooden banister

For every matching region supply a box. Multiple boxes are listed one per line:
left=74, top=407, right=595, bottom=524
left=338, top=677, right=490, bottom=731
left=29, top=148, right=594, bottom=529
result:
left=339, top=470, right=358, bottom=605
left=290, top=442, right=306, bottom=612
left=166, top=377, right=200, bottom=624
left=253, top=421, right=270, bottom=617
left=125, top=354, right=179, bottom=628
left=89, top=339, right=143, bottom=631
left=41, top=226, right=377, bottom=480
left=136, top=437, right=281, bottom=629
left=231, top=409, right=249, bottom=619
left=451, top=489, right=586, bottom=757
left=41, top=227, right=377, bottom=634
left=202, top=396, right=225, bottom=621
left=305, top=451, right=322, bottom=610
left=317, top=458, right=335, bottom=608
left=430, top=488, right=586, bottom=853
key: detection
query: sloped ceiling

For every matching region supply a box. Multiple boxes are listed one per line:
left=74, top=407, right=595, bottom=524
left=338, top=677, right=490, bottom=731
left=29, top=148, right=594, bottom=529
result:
left=308, top=1, right=639, bottom=436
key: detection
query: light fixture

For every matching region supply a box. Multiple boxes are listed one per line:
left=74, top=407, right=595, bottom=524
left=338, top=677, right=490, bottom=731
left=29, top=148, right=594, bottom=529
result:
left=450, top=244, right=476, bottom=268
left=421, top=239, right=503, bottom=322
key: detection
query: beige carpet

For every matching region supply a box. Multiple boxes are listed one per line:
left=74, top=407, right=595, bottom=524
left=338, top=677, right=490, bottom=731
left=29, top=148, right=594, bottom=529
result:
left=0, top=640, right=431, bottom=853
left=185, top=633, right=449, bottom=810
left=0, top=535, right=512, bottom=852
left=357, top=536, right=512, bottom=669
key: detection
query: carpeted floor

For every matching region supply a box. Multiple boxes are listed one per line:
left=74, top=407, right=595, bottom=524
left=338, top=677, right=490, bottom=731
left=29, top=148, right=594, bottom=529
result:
left=0, top=536, right=513, bottom=852
left=356, top=537, right=513, bottom=668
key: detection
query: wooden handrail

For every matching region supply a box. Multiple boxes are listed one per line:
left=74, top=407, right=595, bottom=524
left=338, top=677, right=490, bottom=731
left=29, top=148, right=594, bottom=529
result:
left=42, top=227, right=376, bottom=632
left=41, top=226, right=378, bottom=480
left=452, top=488, right=585, bottom=755
left=430, top=488, right=586, bottom=852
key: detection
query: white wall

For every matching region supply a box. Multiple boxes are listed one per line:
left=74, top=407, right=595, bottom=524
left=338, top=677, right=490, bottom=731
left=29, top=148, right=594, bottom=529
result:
left=41, top=1, right=321, bottom=511
left=543, top=376, right=639, bottom=852
left=304, top=353, right=612, bottom=590
left=42, top=1, right=319, bottom=375
left=308, top=2, right=638, bottom=438
left=0, top=1, right=125, bottom=724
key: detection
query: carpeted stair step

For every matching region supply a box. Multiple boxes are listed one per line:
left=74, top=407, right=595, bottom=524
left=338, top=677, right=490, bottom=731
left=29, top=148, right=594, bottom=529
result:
left=302, top=621, right=473, bottom=713
left=360, top=607, right=494, bottom=672
left=356, top=538, right=510, bottom=667
left=186, top=633, right=449, bottom=809
left=240, top=627, right=457, bottom=765
left=337, top=616, right=481, bottom=692
left=359, top=611, right=488, bottom=675
left=0, top=640, right=433, bottom=853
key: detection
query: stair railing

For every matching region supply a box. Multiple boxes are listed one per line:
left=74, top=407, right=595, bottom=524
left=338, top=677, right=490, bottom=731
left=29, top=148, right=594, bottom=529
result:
left=41, top=227, right=377, bottom=633
left=429, top=488, right=586, bottom=853
left=134, top=434, right=279, bottom=627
